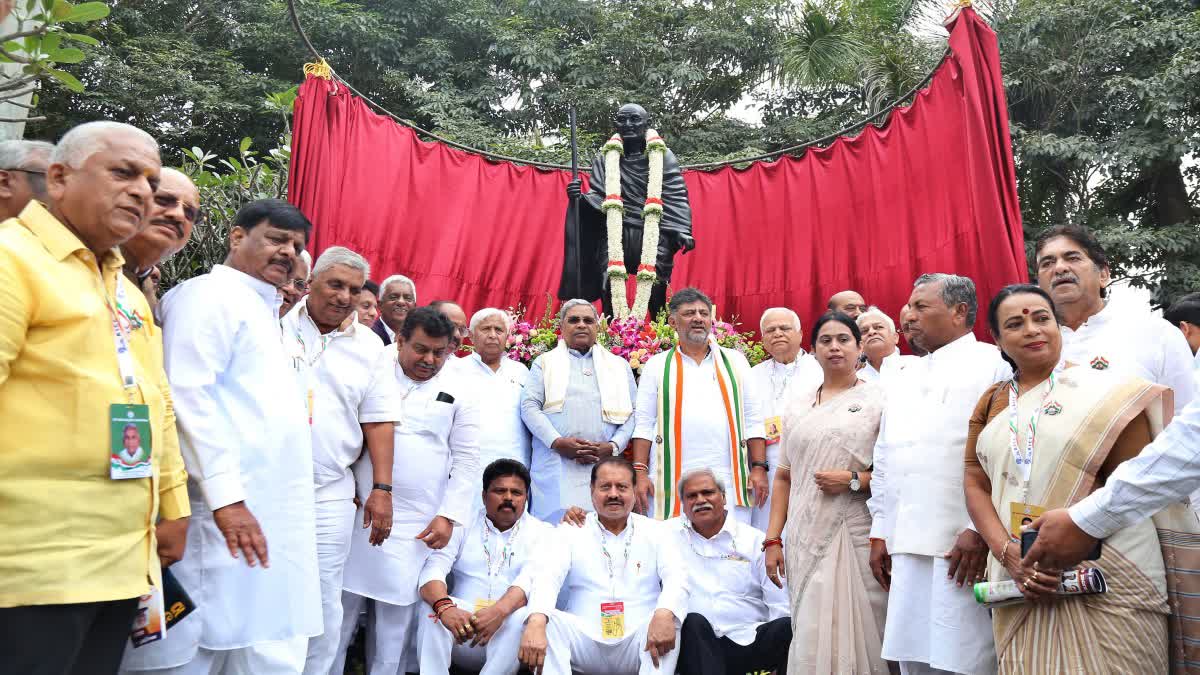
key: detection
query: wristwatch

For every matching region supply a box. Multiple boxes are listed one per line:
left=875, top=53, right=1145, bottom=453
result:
left=848, top=471, right=861, bottom=493
left=751, top=460, right=769, bottom=471
left=372, top=483, right=393, bottom=493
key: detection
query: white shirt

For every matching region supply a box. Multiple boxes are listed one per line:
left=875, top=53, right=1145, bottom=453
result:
left=281, top=301, right=400, bottom=501
left=867, top=332, right=1012, bottom=557
left=158, top=264, right=320, bottom=649
left=670, top=514, right=789, bottom=645
left=530, top=512, right=689, bottom=643
left=1060, top=298, right=1195, bottom=415
left=448, top=353, right=532, bottom=468
left=342, top=363, right=480, bottom=606
left=1071, top=396, right=1200, bottom=538
left=634, top=346, right=765, bottom=482
left=859, top=350, right=919, bottom=383
left=382, top=320, right=397, bottom=343
left=418, top=510, right=551, bottom=606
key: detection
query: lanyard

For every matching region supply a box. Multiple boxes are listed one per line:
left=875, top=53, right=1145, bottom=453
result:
left=1007, top=373, right=1056, bottom=483
left=596, top=517, right=634, bottom=599
left=480, top=516, right=522, bottom=599
left=97, top=270, right=141, bottom=403
left=769, top=359, right=796, bottom=401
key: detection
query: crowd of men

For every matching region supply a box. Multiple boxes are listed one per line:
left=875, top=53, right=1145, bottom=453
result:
left=1, top=121, right=1199, bottom=675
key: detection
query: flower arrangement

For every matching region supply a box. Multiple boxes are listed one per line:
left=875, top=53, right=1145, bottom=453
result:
left=501, top=301, right=767, bottom=370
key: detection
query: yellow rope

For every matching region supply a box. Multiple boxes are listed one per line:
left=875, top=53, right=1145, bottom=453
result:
left=303, top=58, right=333, bottom=80
left=954, top=0, right=973, bottom=7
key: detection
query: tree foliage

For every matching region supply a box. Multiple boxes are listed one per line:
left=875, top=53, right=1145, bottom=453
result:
left=28, top=0, right=1200, bottom=303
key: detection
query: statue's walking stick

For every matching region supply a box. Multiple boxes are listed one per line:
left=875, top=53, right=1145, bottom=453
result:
left=568, top=105, right=581, bottom=298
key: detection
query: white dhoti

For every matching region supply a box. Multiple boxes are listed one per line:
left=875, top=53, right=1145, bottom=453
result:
left=416, top=598, right=530, bottom=674
left=142, top=637, right=308, bottom=675
left=505, top=609, right=680, bottom=675
left=881, top=553, right=997, bottom=675
left=301, top=499, right=355, bottom=675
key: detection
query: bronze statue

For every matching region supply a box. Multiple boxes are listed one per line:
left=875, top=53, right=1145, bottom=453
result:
left=558, top=103, right=694, bottom=319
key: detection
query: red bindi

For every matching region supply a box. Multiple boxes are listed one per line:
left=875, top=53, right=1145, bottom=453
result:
left=1022, top=308, right=1030, bottom=314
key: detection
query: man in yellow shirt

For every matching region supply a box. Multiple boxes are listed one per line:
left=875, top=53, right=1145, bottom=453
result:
left=0, top=121, right=191, bottom=675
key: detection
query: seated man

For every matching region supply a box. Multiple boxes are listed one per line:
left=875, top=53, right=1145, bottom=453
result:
left=671, top=469, right=790, bottom=675
left=415, top=459, right=550, bottom=674
left=509, top=457, right=687, bottom=674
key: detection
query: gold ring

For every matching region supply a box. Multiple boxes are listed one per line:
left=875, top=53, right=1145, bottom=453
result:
left=1023, top=581, right=1031, bottom=591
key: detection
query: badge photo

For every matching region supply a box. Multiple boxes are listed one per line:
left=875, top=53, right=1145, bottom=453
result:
left=110, top=403, right=153, bottom=480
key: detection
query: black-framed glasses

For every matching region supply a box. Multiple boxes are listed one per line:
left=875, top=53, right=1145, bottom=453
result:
left=153, top=193, right=200, bottom=224
left=3, top=168, right=46, bottom=176
left=290, top=279, right=309, bottom=292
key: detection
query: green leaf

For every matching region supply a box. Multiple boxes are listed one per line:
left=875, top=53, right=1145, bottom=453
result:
left=48, top=47, right=85, bottom=63
left=63, top=32, right=100, bottom=46
left=47, top=67, right=84, bottom=92
left=41, top=32, right=61, bottom=54
left=61, top=2, right=110, bottom=23
left=51, top=0, right=72, bottom=20
left=239, top=136, right=252, bottom=153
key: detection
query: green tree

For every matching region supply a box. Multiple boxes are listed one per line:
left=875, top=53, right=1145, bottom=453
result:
left=998, top=0, right=1200, bottom=305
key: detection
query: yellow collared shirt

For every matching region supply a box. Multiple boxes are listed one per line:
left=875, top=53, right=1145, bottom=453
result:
left=0, top=201, right=190, bottom=608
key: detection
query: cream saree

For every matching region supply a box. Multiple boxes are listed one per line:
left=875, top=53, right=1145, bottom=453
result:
left=780, top=380, right=887, bottom=674
left=975, top=366, right=1200, bottom=674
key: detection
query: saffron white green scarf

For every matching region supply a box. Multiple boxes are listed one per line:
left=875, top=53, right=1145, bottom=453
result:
left=653, top=340, right=752, bottom=519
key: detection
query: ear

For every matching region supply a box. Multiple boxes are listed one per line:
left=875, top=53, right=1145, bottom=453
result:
left=0, top=170, right=14, bottom=199
left=1098, top=265, right=1111, bottom=288
left=45, top=162, right=69, bottom=203
left=890, top=331, right=900, bottom=346
left=228, top=225, right=246, bottom=252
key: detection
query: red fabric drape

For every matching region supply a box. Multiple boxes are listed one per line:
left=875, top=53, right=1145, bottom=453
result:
left=289, top=8, right=1024, bottom=337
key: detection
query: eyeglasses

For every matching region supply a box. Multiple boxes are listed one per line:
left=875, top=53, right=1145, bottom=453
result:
left=3, top=168, right=45, bottom=175
left=153, top=193, right=200, bottom=224
left=565, top=315, right=598, bottom=325
left=290, top=279, right=309, bottom=292
left=455, top=325, right=469, bottom=338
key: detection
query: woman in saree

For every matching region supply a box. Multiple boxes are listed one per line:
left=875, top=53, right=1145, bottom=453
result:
left=764, top=312, right=888, bottom=674
left=964, top=283, right=1178, bottom=673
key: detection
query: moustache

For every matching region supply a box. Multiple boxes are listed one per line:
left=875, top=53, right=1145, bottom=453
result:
left=1052, top=274, right=1078, bottom=287
left=150, top=217, right=184, bottom=238
left=499, top=502, right=515, bottom=511
left=270, top=257, right=293, bottom=273
left=605, top=498, right=624, bottom=506
left=692, top=503, right=713, bottom=512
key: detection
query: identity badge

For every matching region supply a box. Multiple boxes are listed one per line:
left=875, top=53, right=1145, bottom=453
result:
left=764, top=416, right=782, bottom=445
left=110, top=403, right=153, bottom=480
left=600, top=601, right=625, bottom=639
left=1009, top=501, right=1044, bottom=539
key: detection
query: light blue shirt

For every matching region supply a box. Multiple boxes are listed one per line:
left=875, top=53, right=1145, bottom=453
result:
left=520, top=347, right=637, bottom=520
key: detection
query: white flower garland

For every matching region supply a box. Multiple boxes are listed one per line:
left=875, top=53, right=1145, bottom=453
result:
left=602, top=129, right=667, bottom=319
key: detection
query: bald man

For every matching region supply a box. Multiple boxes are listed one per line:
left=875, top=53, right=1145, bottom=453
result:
left=827, top=290, right=866, bottom=320
left=120, top=168, right=199, bottom=314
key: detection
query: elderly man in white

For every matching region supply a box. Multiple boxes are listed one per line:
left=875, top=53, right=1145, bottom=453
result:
left=333, top=307, right=480, bottom=675
left=868, top=274, right=1011, bottom=675
left=450, top=308, right=532, bottom=494
left=856, top=306, right=918, bottom=383
left=512, top=457, right=688, bottom=675
left=748, top=307, right=820, bottom=531
left=279, top=246, right=400, bottom=675
left=138, top=199, right=321, bottom=674
left=415, top=459, right=551, bottom=674
left=521, top=299, right=637, bottom=521
left=671, top=469, right=790, bottom=675
left=632, top=287, right=768, bottom=524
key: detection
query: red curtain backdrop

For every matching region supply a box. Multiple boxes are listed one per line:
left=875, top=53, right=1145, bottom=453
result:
left=289, top=7, right=1024, bottom=337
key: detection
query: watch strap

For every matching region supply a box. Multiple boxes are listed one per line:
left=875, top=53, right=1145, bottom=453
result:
left=372, top=483, right=392, bottom=493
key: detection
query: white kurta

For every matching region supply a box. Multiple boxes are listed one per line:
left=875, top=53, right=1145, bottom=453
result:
left=144, top=265, right=321, bottom=664
left=416, top=510, right=551, bottom=674
left=749, top=355, right=821, bottom=531
left=1059, top=297, right=1196, bottom=415
left=341, top=364, right=481, bottom=606
left=634, top=346, right=765, bottom=521
left=669, top=515, right=789, bottom=645
left=859, top=350, right=920, bottom=383
left=867, top=332, right=1010, bottom=673
left=447, top=353, right=532, bottom=470
left=528, top=513, right=689, bottom=641
left=280, top=301, right=401, bottom=675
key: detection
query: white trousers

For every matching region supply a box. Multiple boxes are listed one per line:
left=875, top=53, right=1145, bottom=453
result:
left=490, top=609, right=679, bottom=675
left=301, top=499, right=355, bottom=675
left=333, top=592, right=418, bottom=675
left=416, top=597, right=530, bottom=674
left=143, top=637, right=308, bottom=675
